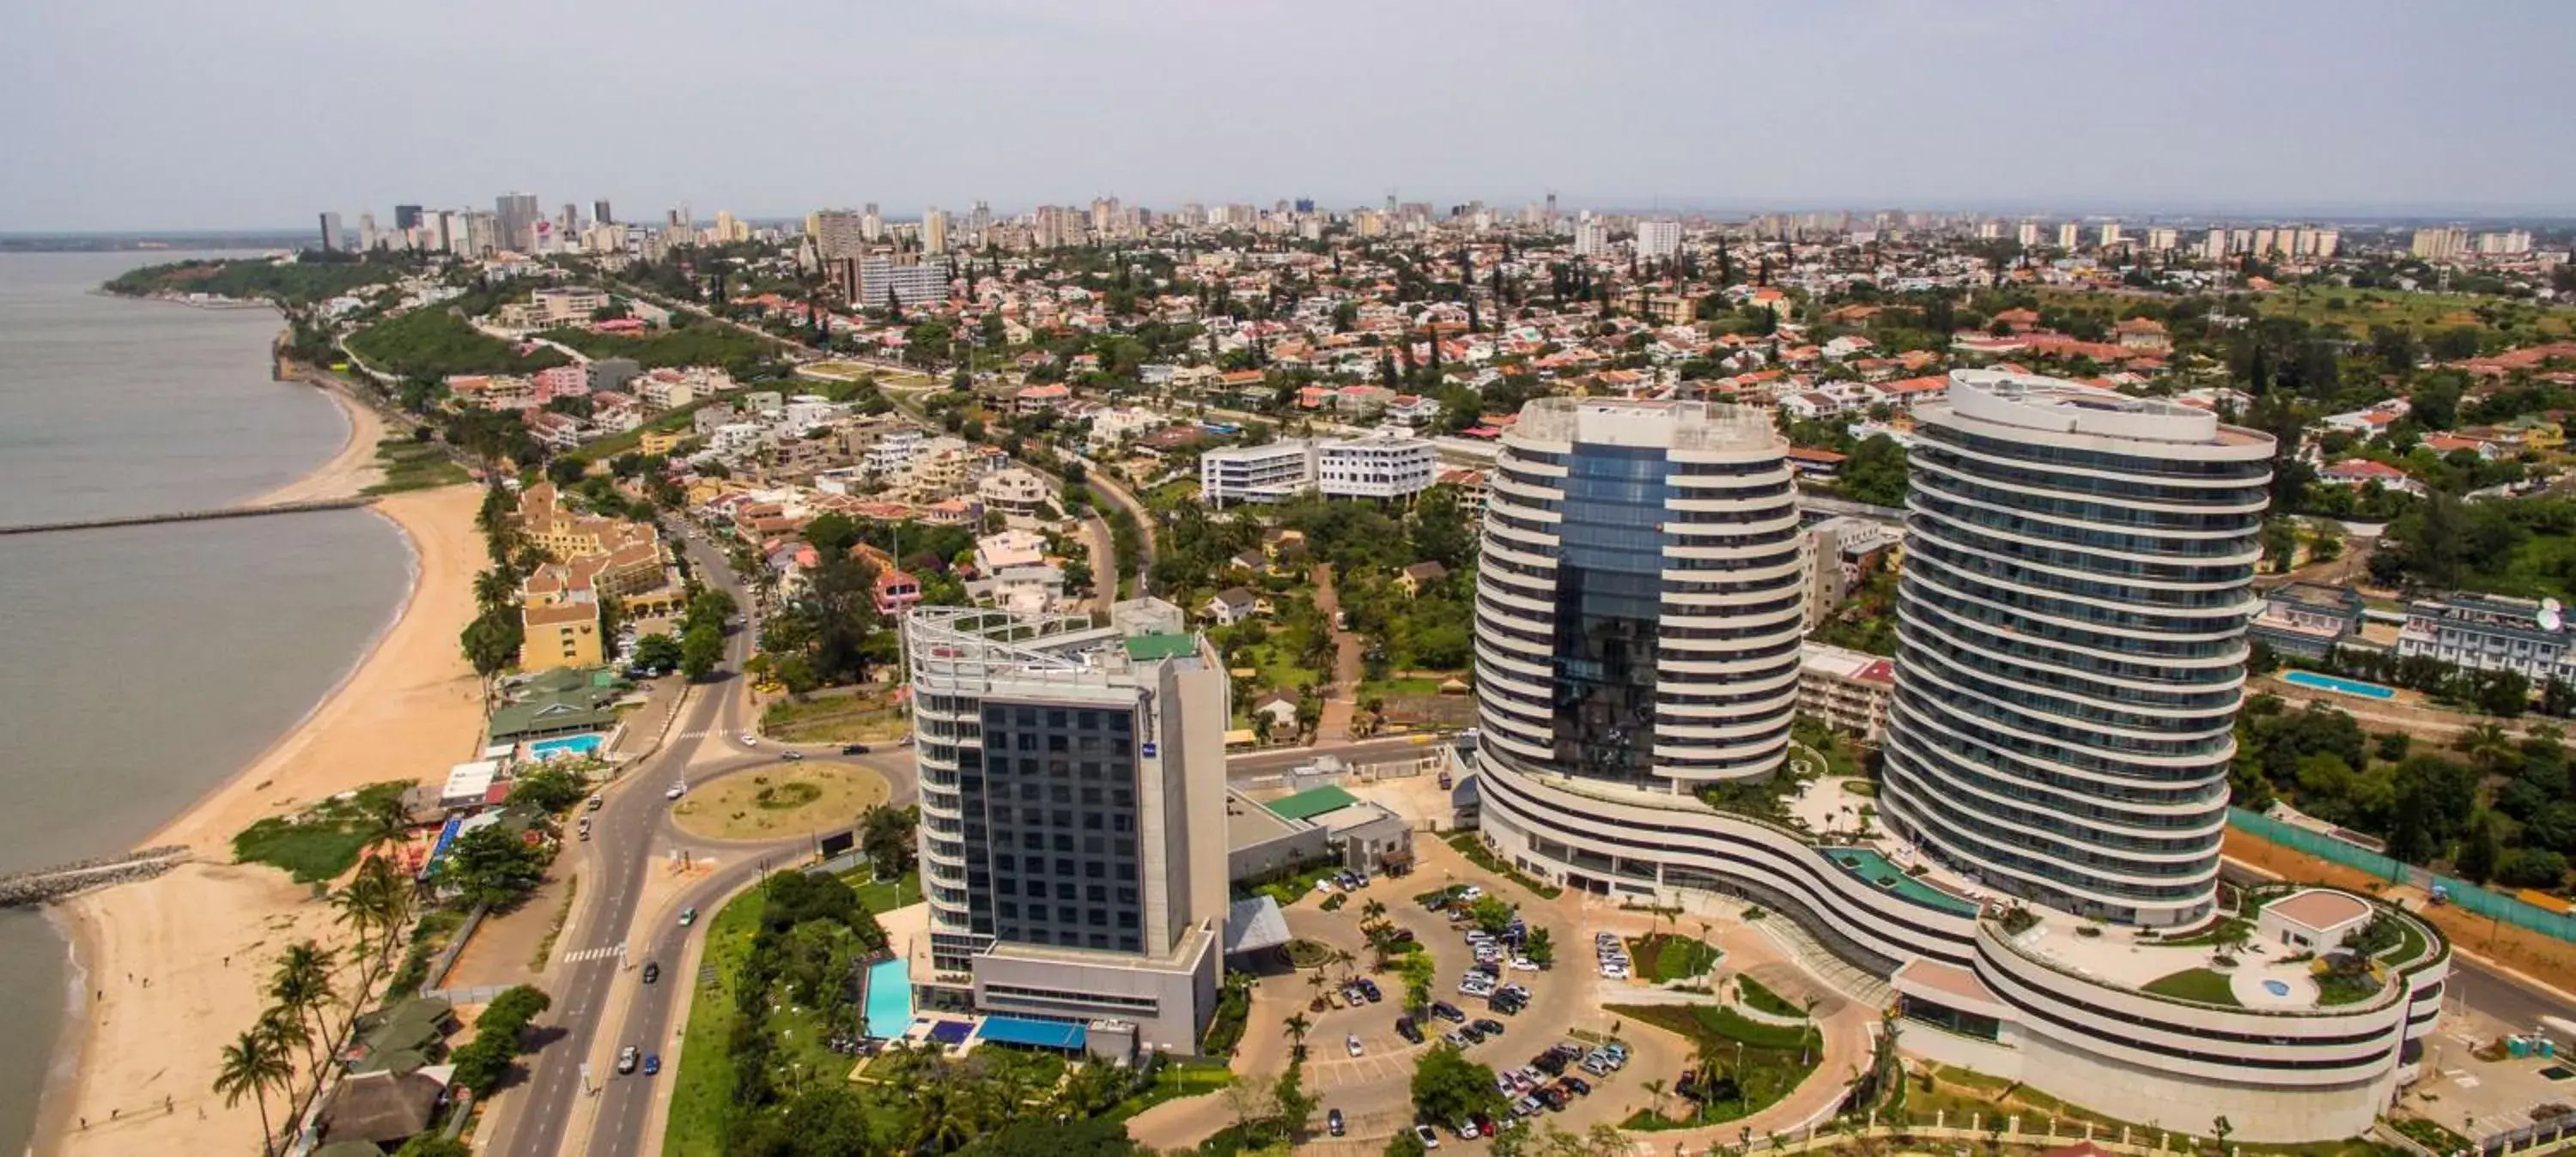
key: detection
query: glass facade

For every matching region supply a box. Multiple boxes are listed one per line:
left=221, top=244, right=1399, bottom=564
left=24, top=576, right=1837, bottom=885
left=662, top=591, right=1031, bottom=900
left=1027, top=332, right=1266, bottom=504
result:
left=1549, top=445, right=1673, bottom=782
left=977, top=702, right=1148, bottom=954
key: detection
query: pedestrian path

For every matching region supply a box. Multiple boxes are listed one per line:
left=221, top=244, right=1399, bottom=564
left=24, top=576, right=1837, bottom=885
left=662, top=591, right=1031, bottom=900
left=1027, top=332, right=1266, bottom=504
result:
left=559, top=944, right=626, bottom=965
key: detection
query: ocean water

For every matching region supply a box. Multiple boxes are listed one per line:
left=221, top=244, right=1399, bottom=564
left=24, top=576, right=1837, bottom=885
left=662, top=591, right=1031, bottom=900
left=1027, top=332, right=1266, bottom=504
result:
left=0, top=252, right=414, bottom=1154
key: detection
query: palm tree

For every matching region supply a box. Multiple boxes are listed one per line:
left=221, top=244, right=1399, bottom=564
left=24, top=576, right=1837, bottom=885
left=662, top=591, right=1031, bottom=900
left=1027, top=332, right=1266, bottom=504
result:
left=268, top=942, right=337, bottom=1091
left=472, top=568, right=517, bottom=609
left=2459, top=721, right=2512, bottom=769
left=258, top=1005, right=317, bottom=1115
left=214, top=1029, right=292, bottom=1157
left=1333, top=947, right=1359, bottom=981
left=1641, top=1078, right=1668, bottom=1122
left=1282, top=1013, right=1313, bottom=1060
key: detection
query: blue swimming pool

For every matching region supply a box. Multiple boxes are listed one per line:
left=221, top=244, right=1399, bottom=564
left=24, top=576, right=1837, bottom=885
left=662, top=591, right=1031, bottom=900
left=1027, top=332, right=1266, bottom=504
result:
left=528, top=733, right=607, bottom=760
left=2281, top=670, right=2397, bottom=700
left=863, top=958, right=914, bottom=1039
left=2262, top=979, right=2292, bottom=996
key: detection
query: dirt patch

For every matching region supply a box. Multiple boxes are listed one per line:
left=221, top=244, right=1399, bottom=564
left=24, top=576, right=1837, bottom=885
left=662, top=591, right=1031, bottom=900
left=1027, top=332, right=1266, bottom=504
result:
left=671, top=761, right=891, bottom=842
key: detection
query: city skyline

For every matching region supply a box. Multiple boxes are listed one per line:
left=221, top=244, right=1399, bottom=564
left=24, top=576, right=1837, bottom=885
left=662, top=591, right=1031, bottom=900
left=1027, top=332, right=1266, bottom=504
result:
left=5, top=0, right=2574, bottom=231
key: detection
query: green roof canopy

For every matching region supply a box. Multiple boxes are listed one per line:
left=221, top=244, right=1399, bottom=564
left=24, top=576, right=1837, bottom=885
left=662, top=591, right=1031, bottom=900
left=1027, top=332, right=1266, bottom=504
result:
left=1267, top=785, right=1360, bottom=821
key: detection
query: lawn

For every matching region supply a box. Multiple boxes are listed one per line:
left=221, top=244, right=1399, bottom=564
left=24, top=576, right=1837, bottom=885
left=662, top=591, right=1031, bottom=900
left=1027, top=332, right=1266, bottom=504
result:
left=1241, top=863, right=1343, bottom=908
left=1899, top=1063, right=2397, bottom=1155
left=664, top=882, right=769, bottom=1157
left=1105, top=1059, right=1235, bottom=1119
left=1607, top=1003, right=1821, bottom=1128
left=843, top=869, right=919, bottom=914
left=1226, top=639, right=1323, bottom=697
left=1358, top=677, right=1445, bottom=698
left=2142, top=967, right=2242, bottom=1007
left=1625, top=933, right=1722, bottom=982
left=363, top=436, right=469, bottom=494
left=669, top=868, right=916, bottom=1157
left=759, top=693, right=912, bottom=745
left=568, top=397, right=714, bottom=463
left=669, top=762, right=890, bottom=842
left=1735, top=974, right=1807, bottom=1019
left=231, top=780, right=412, bottom=882
left=1442, top=831, right=1563, bottom=900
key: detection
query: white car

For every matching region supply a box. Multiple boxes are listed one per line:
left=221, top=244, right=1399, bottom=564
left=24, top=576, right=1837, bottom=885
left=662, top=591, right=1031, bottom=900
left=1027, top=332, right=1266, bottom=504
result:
left=738, top=733, right=758, bottom=747
left=1414, top=1125, right=1441, bottom=1149
left=1346, top=1033, right=1364, bottom=1057
left=1459, top=886, right=1483, bottom=900
left=1510, top=957, right=1540, bottom=972
left=665, top=782, right=687, bottom=800
left=1599, top=965, right=1629, bottom=979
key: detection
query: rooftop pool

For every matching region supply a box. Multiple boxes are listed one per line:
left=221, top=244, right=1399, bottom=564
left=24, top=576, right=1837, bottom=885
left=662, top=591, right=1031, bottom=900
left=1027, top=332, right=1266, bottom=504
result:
left=1825, top=846, right=1980, bottom=916
left=2281, top=670, right=2397, bottom=700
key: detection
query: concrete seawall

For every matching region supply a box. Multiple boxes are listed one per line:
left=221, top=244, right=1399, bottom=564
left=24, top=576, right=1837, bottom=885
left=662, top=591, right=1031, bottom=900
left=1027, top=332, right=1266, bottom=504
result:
left=0, top=496, right=375, bottom=537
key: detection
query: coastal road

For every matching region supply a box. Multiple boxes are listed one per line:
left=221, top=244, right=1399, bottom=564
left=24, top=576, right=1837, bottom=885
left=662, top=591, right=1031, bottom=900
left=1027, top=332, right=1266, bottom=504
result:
left=485, top=533, right=770, bottom=1157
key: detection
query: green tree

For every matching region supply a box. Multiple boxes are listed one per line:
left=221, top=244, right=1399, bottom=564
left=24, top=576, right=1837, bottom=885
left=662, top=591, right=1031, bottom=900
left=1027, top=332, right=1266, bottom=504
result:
left=860, top=804, right=919, bottom=880
left=1410, top=1044, right=1506, bottom=1126
left=634, top=632, right=683, bottom=672
left=266, top=942, right=337, bottom=1088
left=213, top=1029, right=292, bottom=1157
left=394, top=1136, right=476, bottom=1157
left=1838, top=435, right=1909, bottom=506
left=1522, top=926, right=1554, bottom=967
left=681, top=620, right=725, bottom=681
left=435, top=824, right=550, bottom=908
left=459, top=608, right=524, bottom=677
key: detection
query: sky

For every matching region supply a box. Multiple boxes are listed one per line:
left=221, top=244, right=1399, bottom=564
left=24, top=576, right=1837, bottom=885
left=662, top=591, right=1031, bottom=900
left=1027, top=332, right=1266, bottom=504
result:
left=3, top=0, right=2572, bottom=231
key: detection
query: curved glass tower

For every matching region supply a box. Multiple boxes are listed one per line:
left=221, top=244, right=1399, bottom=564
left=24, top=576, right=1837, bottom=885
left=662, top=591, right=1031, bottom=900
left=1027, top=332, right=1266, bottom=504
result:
left=1880, top=370, right=2275, bottom=926
left=1474, top=398, right=1805, bottom=789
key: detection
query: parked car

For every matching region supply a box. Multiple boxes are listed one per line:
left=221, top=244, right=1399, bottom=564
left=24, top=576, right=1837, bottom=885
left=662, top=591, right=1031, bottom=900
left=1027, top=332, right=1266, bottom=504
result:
left=1558, top=1075, right=1591, bottom=1097
left=1413, top=1125, right=1441, bottom=1148
left=1533, top=1051, right=1567, bottom=1075
left=1472, top=1018, right=1507, bottom=1038
left=1458, top=1025, right=1486, bottom=1045
left=586, top=795, right=604, bottom=811
left=1455, top=1119, right=1479, bottom=1140
left=1431, top=1001, right=1466, bottom=1023
left=1327, top=1110, right=1346, bottom=1137
left=1394, top=1016, right=1425, bottom=1045
left=1357, top=978, right=1382, bottom=1003
left=1346, top=1033, right=1364, bottom=1057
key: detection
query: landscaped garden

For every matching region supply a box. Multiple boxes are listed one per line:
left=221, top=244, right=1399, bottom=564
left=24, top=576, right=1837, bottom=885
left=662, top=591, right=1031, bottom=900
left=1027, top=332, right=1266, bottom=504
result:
left=1625, top=933, right=1722, bottom=982
left=669, top=762, right=891, bottom=842
left=2142, top=966, right=2241, bottom=1007
left=1607, top=1003, right=1822, bottom=1130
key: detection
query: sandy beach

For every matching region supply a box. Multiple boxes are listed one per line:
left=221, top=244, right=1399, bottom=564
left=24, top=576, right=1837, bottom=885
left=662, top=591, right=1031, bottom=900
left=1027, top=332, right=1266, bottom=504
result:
left=39, top=484, right=486, bottom=1157
left=248, top=379, right=386, bottom=506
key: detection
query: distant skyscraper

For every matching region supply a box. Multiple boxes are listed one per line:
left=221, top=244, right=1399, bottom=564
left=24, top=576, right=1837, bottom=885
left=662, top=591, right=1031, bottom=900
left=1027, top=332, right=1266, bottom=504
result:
left=923, top=206, right=950, bottom=256
left=1573, top=220, right=1608, bottom=257
left=1636, top=219, right=1682, bottom=261
left=357, top=213, right=379, bottom=251
left=592, top=199, right=614, bottom=227
left=393, top=204, right=423, bottom=232
left=2097, top=222, right=2123, bottom=247
left=495, top=192, right=540, bottom=252
left=971, top=200, right=992, bottom=239
left=814, top=209, right=866, bottom=260
left=2014, top=221, right=2042, bottom=247
left=862, top=203, right=884, bottom=242
left=317, top=212, right=343, bottom=252
left=2055, top=221, right=2080, bottom=250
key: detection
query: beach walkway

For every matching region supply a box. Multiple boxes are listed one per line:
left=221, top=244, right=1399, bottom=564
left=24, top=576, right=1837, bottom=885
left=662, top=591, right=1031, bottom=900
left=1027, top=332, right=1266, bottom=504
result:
left=0, top=495, right=375, bottom=536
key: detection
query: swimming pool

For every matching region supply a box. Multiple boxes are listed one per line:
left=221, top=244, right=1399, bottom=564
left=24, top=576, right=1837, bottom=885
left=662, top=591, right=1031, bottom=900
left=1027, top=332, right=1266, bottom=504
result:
left=528, top=733, right=607, bottom=760
left=2262, top=979, right=2291, bottom=997
left=863, top=958, right=914, bottom=1039
left=2281, top=670, right=2397, bottom=700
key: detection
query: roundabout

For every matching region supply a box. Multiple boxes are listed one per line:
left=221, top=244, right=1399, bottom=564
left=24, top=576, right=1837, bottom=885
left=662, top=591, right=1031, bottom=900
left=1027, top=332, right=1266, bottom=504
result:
left=669, top=760, right=892, bottom=842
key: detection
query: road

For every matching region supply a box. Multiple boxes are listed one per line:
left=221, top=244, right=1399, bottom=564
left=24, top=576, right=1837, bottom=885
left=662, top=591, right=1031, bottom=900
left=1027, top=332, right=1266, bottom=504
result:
left=483, top=528, right=921, bottom=1157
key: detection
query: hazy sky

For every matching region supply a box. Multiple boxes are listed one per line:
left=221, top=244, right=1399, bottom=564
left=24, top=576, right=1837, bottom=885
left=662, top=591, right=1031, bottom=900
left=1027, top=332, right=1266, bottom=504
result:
left=4, top=0, right=2571, bottom=231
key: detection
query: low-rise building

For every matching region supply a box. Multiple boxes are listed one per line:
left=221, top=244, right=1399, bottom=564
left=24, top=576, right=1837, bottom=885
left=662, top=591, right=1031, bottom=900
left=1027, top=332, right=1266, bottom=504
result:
left=2252, top=582, right=2367, bottom=661
left=1799, top=642, right=1896, bottom=741
left=2397, top=593, right=2576, bottom=684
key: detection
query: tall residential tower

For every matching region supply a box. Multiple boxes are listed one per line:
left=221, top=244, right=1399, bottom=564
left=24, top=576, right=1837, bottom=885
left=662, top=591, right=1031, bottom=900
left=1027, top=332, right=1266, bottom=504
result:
left=902, top=606, right=1229, bottom=1054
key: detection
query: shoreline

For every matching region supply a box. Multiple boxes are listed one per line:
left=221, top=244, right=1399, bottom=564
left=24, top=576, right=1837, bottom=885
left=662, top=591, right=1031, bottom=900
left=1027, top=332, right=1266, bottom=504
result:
left=33, top=484, right=487, bottom=1157
left=246, top=375, right=387, bottom=506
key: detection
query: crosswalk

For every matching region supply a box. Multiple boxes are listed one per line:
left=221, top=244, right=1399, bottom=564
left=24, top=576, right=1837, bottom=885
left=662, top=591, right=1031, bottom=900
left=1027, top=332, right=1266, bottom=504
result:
left=560, top=944, right=626, bottom=965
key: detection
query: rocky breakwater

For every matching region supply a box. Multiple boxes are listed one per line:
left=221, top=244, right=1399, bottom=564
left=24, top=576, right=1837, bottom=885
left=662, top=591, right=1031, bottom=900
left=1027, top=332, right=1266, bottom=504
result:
left=0, top=846, right=190, bottom=908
